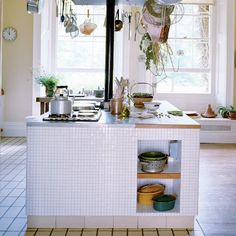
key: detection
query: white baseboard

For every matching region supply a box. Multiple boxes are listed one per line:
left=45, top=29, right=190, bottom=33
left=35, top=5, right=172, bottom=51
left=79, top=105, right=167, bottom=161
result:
left=196, top=118, right=236, bottom=143
left=2, top=122, right=26, bottom=137
left=27, top=216, right=195, bottom=228
left=200, top=131, right=236, bottom=143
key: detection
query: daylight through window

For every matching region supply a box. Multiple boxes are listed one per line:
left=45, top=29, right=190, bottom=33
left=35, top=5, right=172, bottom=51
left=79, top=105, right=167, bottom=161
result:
left=55, top=5, right=106, bottom=94
left=154, top=3, right=212, bottom=94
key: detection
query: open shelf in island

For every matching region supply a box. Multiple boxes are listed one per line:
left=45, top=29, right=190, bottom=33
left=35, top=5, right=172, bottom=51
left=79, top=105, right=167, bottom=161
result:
left=137, top=160, right=181, bottom=179
left=136, top=196, right=180, bottom=214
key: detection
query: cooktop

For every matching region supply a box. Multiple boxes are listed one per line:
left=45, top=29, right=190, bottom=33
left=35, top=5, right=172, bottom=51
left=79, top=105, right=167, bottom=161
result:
left=43, top=110, right=102, bottom=122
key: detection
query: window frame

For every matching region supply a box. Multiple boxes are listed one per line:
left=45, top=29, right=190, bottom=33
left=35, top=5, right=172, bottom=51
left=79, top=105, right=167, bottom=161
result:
left=152, top=3, right=215, bottom=95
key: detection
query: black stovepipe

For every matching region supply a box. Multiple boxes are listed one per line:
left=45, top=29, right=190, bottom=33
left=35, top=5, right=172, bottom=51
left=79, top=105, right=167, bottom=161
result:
left=104, top=0, right=115, bottom=102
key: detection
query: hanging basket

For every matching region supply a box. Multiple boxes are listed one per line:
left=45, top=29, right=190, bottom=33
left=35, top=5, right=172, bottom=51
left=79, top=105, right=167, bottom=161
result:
left=130, top=82, right=154, bottom=108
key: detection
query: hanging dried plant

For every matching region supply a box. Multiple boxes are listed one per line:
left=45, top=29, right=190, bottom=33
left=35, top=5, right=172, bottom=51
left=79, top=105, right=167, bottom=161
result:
left=139, top=32, right=178, bottom=76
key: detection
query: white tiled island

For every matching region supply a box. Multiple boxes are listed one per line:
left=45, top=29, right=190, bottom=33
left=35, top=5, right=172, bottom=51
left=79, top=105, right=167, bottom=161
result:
left=26, top=101, right=200, bottom=229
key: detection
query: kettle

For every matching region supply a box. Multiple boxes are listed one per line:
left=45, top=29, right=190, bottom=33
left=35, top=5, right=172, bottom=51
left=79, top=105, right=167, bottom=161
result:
left=50, top=86, right=72, bottom=115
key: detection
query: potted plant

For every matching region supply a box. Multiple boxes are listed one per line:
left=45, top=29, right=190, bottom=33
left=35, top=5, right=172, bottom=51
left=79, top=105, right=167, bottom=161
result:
left=35, top=74, right=59, bottom=97
left=217, top=105, right=236, bottom=119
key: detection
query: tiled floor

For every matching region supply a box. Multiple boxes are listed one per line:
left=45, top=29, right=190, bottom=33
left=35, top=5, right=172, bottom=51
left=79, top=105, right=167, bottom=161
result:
left=1, top=136, right=225, bottom=236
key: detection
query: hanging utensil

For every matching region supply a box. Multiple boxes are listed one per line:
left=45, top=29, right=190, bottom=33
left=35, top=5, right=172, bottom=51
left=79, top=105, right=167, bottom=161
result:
left=79, top=8, right=97, bottom=35
left=61, top=0, right=65, bottom=22
left=128, top=12, right=132, bottom=40
left=115, top=9, right=123, bottom=32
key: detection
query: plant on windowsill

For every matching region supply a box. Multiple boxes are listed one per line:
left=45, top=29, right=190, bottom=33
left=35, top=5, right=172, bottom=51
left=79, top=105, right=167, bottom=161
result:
left=35, top=74, right=59, bottom=97
left=217, top=105, right=236, bottom=120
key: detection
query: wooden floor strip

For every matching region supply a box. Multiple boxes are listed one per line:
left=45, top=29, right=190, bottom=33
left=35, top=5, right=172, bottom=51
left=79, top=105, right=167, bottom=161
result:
left=158, top=229, right=173, bottom=236
left=67, top=228, right=82, bottom=236
left=128, top=229, right=142, bottom=236
left=113, top=229, right=127, bottom=236
left=172, top=229, right=188, bottom=236
left=51, top=228, right=67, bottom=236
left=97, top=228, right=112, bottom=236
left=35, top=228, right=53, bottom=236
left=82, top=228, right=97, bottom=236
left=143, top=229, right=158, bottom=236
left=24, top=229, right=37, bottom=236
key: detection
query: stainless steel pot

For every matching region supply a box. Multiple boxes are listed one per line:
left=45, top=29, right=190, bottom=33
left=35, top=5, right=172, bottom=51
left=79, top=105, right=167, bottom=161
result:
left=139, top=153, right=168, bottom=173
left=50, top=86, right=72, bottom=115
left=139, top=157, right=167, bottom=173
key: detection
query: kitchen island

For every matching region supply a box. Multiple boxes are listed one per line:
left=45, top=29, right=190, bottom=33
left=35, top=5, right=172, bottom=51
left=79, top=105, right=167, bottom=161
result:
left=26, top=101, right=200, bottom=229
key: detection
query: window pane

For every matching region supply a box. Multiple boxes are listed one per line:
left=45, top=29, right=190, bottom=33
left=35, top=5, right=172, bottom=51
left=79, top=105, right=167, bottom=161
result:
left=56, top=5, right=106, bottom=92
left=57, top=39, right=105, bottom=68
left=57, top=71, right=105, bottom=93
left=154, top=4, right=212, bottom=94
left=166, top=40, right=209, bottom=69
left=156, top=72, right=210, bottom=93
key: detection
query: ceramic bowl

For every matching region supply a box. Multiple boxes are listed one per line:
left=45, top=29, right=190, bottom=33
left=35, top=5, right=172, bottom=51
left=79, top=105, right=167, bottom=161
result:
left=138, top=184, right=165, bottom=206
left=153, top=194, right=176, bottom=211
left=143, top=102, right=161, bottom=111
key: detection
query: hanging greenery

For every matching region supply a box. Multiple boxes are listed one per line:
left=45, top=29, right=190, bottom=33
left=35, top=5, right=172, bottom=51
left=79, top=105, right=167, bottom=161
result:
left=139, top=32, right=177, bottom=77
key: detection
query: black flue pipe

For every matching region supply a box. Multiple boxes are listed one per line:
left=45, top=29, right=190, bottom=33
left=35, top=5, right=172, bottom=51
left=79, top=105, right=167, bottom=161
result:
left=104, top=0, right=115, bottom=102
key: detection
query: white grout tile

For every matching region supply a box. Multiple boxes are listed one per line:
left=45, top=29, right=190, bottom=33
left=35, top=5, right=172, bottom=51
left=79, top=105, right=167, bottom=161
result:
left=15, top=182, right=25, bottom=189
left=0, top=188, right=12, bottom=197
left=84, top=217, right=113, bottom=228
left=138, top=216, right=166, bottom=228
left=56, top=216, right=85, bottom=228
left=8, top=188, right=24, bottom=197
left=3, top=206, right=23, bottom=217
left=4, top=182, right=20, bottom=189
left=8, top=218, right=27, bottom=231
left=27, top=216, right=56, bottom=228
left=4, top=232, right=22, bottom=236
left=0, top=197, right=17, bottom=207
left=166, top=216, right=195, bottom=228
left=0, top=218, right=15, bottom=231
left=12, top=197, right=25, bottom=207
left=18, top=207, right=26, bottom=218
left=0, top=207, right=8, bottom=217
left=113, top=217, right=138, bottom=228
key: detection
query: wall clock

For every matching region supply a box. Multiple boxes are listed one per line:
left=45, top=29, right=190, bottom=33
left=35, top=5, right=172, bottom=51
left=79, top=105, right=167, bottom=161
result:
left=2, top=27, right=17, bottom=41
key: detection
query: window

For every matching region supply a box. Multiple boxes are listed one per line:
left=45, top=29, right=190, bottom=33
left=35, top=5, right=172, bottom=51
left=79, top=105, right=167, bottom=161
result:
left=55, top=5, right=106, bottom=94
left=154, top=3, right=213, bottom=94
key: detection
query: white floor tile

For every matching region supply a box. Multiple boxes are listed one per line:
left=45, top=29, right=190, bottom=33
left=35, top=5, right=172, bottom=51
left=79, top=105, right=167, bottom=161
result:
left=0, top=207, right=8, bottom=217
left=0, top=197, right=17, bottom=207
left=8, top=218, right=27, bottom=231
left=0, top=218, right=14, bottom=231
left=3, top=206, right=23, bottom=217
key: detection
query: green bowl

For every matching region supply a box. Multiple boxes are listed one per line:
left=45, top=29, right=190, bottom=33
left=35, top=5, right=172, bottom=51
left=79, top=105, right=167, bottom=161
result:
left=153, top=194, right=176, bottom=211
left=139, top=155, right=167, bottom=162
left=139, top=151, right=167, bottom=161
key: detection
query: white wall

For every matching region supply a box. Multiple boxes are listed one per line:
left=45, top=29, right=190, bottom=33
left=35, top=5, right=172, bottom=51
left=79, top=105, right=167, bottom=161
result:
left=2, top=0, right=33, bottom=136
left=234, top=2, right=236, bottom=107
left=0, top=0, right=3, bottom=134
